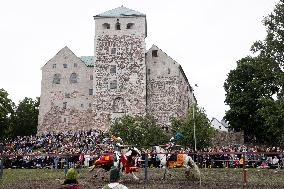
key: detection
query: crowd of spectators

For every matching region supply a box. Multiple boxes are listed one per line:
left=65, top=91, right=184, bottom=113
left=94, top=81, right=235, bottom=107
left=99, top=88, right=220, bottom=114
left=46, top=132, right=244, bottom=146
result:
left=0, top=130, right=284, bottom=170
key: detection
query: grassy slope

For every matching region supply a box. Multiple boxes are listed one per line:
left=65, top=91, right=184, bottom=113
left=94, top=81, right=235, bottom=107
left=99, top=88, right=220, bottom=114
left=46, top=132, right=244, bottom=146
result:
left=1, top=168, right=284, bottom=189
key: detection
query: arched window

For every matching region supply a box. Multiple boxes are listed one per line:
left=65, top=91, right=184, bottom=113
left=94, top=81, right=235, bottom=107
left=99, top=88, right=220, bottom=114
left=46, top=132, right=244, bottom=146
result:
left=69, top=73, right=78, bottom=83
left=115, top=22, right=121, bottom=30
left=102, top=23, right=110, bottom=29
left=113, top=97, right=125, bottom=113
left=53, top=74, right=61, bottom=84
left=126, top=23, right=134, bottom=29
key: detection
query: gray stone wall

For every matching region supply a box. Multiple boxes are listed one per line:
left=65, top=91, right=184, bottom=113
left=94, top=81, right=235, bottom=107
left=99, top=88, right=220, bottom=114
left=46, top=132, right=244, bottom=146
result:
left=146, top=45, right=195, bottom=129
left=38, top=9, right=195, bottom=134
left=93, top=16, right=147, bottom=130
left=38, top=47, right=94, bottom=134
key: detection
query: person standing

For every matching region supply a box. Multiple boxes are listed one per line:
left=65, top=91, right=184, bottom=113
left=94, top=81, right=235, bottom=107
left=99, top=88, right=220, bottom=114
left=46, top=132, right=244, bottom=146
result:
left=102, top=167, right=128, bottom=189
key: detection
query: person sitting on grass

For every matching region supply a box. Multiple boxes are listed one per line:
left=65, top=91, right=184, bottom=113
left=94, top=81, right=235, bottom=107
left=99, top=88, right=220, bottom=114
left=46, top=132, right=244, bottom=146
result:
left=102, top=166, right=128, bottom=189
left=60, top=168, right=81, bottom=189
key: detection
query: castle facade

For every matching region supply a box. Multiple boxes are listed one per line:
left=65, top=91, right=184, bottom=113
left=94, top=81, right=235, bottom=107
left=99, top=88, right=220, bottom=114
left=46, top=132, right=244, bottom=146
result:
left=38, top=6, right=196, bottom=133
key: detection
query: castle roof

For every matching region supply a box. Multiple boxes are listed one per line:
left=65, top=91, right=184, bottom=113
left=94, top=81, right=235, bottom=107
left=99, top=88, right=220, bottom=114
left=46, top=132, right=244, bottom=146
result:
left=80, top=56, right=94, bottom=67
left=94, top=6, right=145, bottom=18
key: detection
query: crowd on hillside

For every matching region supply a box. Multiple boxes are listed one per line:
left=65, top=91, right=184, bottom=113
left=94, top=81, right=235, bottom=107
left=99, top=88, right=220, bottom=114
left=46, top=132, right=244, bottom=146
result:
left=0, top=130, right=284, bottom=169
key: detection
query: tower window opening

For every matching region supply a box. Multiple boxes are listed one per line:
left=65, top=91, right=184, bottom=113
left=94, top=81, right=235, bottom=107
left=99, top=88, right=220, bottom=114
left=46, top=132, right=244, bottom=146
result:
left=168, top=68, right=171, bottom=74
left=102, top=23, right=110, bottom=29
left=116, top=22, right=121, bottom=30
left=63, top=102, right=67, bottom=109
left=152, top=50, right=158, bottom=57
left=126, top=23, right=134, bottom=29
left=111, top=48, right=116, bottom=54
left=110, top=65, right=116, bottom=74
left=110, top=80, right=117, bottom=89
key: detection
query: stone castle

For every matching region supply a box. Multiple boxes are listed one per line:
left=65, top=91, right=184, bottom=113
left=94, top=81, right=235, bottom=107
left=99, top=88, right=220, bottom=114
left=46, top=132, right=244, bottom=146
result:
left=38, top=6, right=196, bottom=134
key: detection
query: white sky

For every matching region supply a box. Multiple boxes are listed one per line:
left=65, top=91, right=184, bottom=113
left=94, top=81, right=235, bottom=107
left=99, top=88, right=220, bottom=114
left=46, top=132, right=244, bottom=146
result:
left=0, top=0, right=278, bottom=121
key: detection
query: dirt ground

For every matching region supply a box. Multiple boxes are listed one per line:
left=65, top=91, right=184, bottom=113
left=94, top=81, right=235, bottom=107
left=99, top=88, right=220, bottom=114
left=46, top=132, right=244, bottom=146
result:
left=1, top=168, right=284, bottom=189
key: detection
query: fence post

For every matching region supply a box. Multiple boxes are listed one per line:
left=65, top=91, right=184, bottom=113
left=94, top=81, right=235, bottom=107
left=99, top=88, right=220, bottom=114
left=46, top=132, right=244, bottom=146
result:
left=144, top=153, right=148, bottom=181
left=64, top=156, right=68, bottom=175
left=0, top=158, right=3, bottom=179
left=242, top=154, right=247, bottom=189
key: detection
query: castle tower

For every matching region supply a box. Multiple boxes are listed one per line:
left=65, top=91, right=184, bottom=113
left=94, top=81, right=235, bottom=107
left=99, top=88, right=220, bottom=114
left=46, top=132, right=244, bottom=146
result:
left=93, top=6, right=147, bottom=130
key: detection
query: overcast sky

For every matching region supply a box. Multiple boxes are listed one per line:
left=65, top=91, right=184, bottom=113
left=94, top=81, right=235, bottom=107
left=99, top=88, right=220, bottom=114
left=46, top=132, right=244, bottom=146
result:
left=0, top=0, right=278, bottom=121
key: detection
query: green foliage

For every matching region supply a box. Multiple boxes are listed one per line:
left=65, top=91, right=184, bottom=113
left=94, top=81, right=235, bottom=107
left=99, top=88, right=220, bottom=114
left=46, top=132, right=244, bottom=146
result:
left=0, top=88, right=15, bottom=139
left=171, top=105, right=215, bottom=150
left=109, top=114, right=170, bottom=147
left=224, top=0, right=284, bottom=145
left=12, top=97, right=39, bottom=137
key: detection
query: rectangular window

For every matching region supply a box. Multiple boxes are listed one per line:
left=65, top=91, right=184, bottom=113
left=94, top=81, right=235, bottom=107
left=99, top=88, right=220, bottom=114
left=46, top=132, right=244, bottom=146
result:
left=63, top=64, right=67, bottom=68
left=89, top=89, right=93, bottom=95
left=74, top=63, right=77, bottom=67
left=147, top=69, right=150, bottom=75
left=63, top=102, right=67, bottom=109
left=110, top=80, right=117, bottom=89
left=111, top=48, right=116, bottom=54
left=52, top=64, right=56, bottom=68
left=65, top=93, right=70, bottom=98
left=81, top=104, right=84, bottom=108
left=90, top=75, right=93, bottom=80
left=152, top=50, right=158, bottom=57
left=110, top=65, right=116, bottom=74
left=89, top=103, right=92, bottom=108
left=168, top=68, right=170, bottom=74
left=63, top=118, right=67, bottom=122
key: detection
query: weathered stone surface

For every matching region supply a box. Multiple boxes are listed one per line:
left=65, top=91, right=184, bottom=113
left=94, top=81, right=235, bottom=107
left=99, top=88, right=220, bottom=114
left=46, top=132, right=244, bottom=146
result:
left=38, top=7, right=195, bottom=134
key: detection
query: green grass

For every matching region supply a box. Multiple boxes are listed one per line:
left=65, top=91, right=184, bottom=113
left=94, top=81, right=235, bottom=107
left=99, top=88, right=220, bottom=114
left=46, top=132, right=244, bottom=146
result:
left=1, top=168, right=284, bottom=189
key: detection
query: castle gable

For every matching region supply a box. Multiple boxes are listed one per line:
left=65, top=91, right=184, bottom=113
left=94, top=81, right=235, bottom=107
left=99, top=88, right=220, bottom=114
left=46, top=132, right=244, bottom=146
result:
left=42, top=46, right=87, bottom=69
left=94, top=6, right=145, bottom=18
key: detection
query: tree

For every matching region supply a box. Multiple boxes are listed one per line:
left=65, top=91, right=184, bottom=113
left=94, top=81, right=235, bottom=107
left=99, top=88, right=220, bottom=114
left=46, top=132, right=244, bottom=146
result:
left=0, top=88, right=14, bottom=139
left=224, top=0, right=284, bottom=145
left=109, top=114, right=170, bottom=147
left=224, top=56, right=281, bottom=142
left=171, top=105, right=215, bottom=149
left=12, top=97, right=39, bottom=137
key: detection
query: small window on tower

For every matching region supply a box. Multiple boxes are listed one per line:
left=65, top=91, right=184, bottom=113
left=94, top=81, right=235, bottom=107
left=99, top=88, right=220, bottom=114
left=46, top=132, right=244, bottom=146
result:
left=74, top=63, right=77, bottom=67
left=126, top=23, right=134, bottom=29
left=110, top=80, right=117, bottom=89
left=63, top=64, right=67, bottom=68
left=168, top=68, right=171, bottom=74
left=111, top=48, right=116, bottom=54
left=147, top=69, right=150, bottom=75
left=152, top=50, right=158, bottom=57
left=52, top=64, right=56, bottom=68
left=110, top=65, right=116, bottom=74
left=115, top=22, right=121, bottom=30
left=63, top=102, right=67, bottom=109
left=102, top=23, right=110, bottom=29
left=90, top=75, right=93, bottom=80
